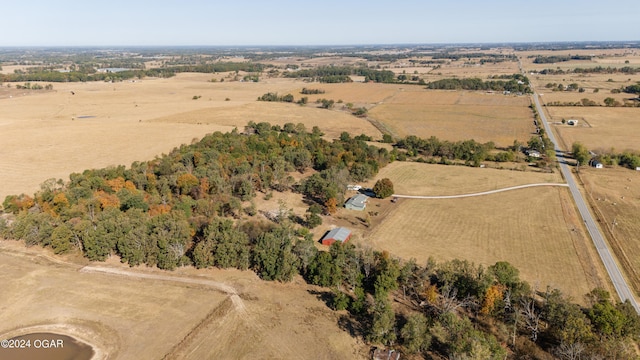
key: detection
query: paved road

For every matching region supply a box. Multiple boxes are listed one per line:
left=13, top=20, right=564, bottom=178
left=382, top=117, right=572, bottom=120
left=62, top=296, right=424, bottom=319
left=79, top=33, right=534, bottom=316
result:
left=393, top=183, right=568, bottom=199
left=532, top=93, right=640, bottom=312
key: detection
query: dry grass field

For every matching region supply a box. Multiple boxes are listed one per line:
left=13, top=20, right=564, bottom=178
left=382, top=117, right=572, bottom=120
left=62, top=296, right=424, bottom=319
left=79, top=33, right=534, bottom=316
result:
left=369, top=161, right=562, bottom=196
left=0, top=74, right=379, bottom=202
left=365, top=186, right=608, bottom=301
left=368, top=89, right=535, bottom=146
left=0, top=241, right=368, bottom=359
left=422, top=59, right=521, bottom=82
left=576, top=167, right=640, bottom=294
left=543, top=107, right=640, bottom=151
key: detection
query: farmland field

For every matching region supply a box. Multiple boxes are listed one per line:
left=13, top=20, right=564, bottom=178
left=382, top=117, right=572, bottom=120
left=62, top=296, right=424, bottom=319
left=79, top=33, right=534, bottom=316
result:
left=543, top=106, right=640, bottom=152
left=0, top=74, right=379, bottom=202
left=0, top=241, right=367, bottom=359
left=365, top=186, right=608, bottom=301
left=368, top=89, right=535, bottom=147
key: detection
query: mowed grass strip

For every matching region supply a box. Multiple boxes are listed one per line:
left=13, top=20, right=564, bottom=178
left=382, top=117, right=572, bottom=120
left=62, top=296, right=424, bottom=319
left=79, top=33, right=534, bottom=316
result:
left=373, top=162, right=563, bottom=196
left=369, top=90, right=534, bottom=147
left=367, top=187, right=597, bottom=300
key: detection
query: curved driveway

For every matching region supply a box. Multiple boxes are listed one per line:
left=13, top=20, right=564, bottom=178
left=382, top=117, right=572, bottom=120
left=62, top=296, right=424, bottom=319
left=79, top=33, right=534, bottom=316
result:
left=393, top=183, right=568, bottom=199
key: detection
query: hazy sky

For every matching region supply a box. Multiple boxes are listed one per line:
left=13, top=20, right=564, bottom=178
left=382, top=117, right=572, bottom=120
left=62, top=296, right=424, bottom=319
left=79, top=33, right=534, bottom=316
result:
left=3, top=0, right=637, bottom=46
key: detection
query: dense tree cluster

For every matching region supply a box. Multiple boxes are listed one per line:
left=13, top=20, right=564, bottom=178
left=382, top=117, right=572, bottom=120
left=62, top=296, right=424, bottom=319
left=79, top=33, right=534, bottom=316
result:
left=623, top=84, right=640, bottom=95
left=431, top=52, right=517, bottom=61
left=593, top=151, right=640, bottom=170
left=426, top=74, right=531, bottom=93
left=300, top=87, right=325, bottom=94
left=531, top=55, right=592, bottom=63
left=284, top=66, right=396, bottom=83
left=539, top=66, right=640, bottom=75
left=1, top=122, right=389, bottom=269
left=395, top=135, right=501, bottom=166
left=305, top=243, right=640, bottom=359
left=257, top=92, right=295, bottom=102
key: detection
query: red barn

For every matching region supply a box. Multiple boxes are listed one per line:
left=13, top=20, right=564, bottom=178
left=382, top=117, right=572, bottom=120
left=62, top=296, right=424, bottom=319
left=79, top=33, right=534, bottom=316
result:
left=321, top=227, right=352, bottom=246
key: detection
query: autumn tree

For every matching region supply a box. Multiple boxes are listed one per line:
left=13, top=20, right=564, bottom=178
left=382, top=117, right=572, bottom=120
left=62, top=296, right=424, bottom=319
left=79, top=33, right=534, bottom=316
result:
left=373, top=178, right=394, bottom=199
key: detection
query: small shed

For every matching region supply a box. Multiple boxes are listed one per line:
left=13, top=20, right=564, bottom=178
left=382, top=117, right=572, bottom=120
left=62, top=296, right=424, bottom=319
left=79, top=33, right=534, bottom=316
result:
left=321, top=227, right=352, bottom=246
left=345, top=194, right=368, bottom=211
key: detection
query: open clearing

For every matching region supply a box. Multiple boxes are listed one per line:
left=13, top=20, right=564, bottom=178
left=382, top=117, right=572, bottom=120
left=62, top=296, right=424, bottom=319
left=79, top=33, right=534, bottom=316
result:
left=365, top=186, right=608, bottom=301
left=0, top=241, right=367, bottom=359
left=368, top=89, right=535, bottom=147
left=0, top=74, right=379, bottom=201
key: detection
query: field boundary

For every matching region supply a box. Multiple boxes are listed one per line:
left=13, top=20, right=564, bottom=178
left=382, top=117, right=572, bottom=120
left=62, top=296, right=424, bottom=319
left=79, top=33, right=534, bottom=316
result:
left=393, top=182, right=568, bottom=199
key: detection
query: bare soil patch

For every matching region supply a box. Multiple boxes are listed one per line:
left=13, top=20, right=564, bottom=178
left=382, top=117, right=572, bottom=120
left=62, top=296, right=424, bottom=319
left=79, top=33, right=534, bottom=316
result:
left=0, top=240, right=368, bottom=359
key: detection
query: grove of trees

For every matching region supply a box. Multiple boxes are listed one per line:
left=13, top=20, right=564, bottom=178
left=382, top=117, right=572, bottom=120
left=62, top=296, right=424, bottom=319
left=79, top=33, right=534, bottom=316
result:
left=426, top=74, right=532, bottom=93
left=1, top=120, right=639, bottom=358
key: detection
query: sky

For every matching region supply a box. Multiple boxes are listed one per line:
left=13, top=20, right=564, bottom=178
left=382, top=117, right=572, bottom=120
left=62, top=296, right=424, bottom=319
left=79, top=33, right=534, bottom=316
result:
left=2, top=0, right=638, bottom=46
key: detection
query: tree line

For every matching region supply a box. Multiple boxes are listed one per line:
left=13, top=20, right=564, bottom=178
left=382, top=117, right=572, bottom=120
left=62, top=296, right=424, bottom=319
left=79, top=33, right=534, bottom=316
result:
left=0, top=62, right=265, bottom=83
left=426, top=74, right=532, bottom=94
left=531, top=55, right=592, bottom=63
left=284, top=66, right=397, bottom=83
left=394, top=135, right=523, bottom=166
left=539, top=66, right=640, bottom=75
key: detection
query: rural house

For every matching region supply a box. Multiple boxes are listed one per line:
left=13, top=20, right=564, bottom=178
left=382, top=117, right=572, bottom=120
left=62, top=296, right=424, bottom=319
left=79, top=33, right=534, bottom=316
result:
left=525, top=149, right=541, bottom=158
left=321, top=227, right=352, bottom=246
left=345, top=194, right=368, bottom=211
left=589, top=158, right=603, bottom=169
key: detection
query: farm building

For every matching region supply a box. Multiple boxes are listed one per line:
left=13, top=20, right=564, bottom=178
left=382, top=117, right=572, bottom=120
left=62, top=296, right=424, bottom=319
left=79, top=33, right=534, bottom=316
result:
left=589, top=158, right=603, bottom=168
left=567, top=119, right=579, bottom=126
left=525, top=149, right=541, bottom=158
left=321, top=227, right=352, bottom=246
left=345, top=194, right=368, bottom=211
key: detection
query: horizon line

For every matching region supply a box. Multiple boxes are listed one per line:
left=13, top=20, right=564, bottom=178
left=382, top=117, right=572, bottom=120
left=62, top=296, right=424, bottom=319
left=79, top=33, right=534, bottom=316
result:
left=1, top=40, right=640, bottom=49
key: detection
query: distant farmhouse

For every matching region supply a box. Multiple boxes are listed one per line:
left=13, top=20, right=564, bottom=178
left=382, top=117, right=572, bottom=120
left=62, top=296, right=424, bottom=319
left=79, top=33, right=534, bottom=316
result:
left=589, top=158, right=603, bottom=169
left=345, top=194, right=368, bottom=211
left=321, top=227, right=352, bottom=246
left=525, top=149, right=541, bottom=158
